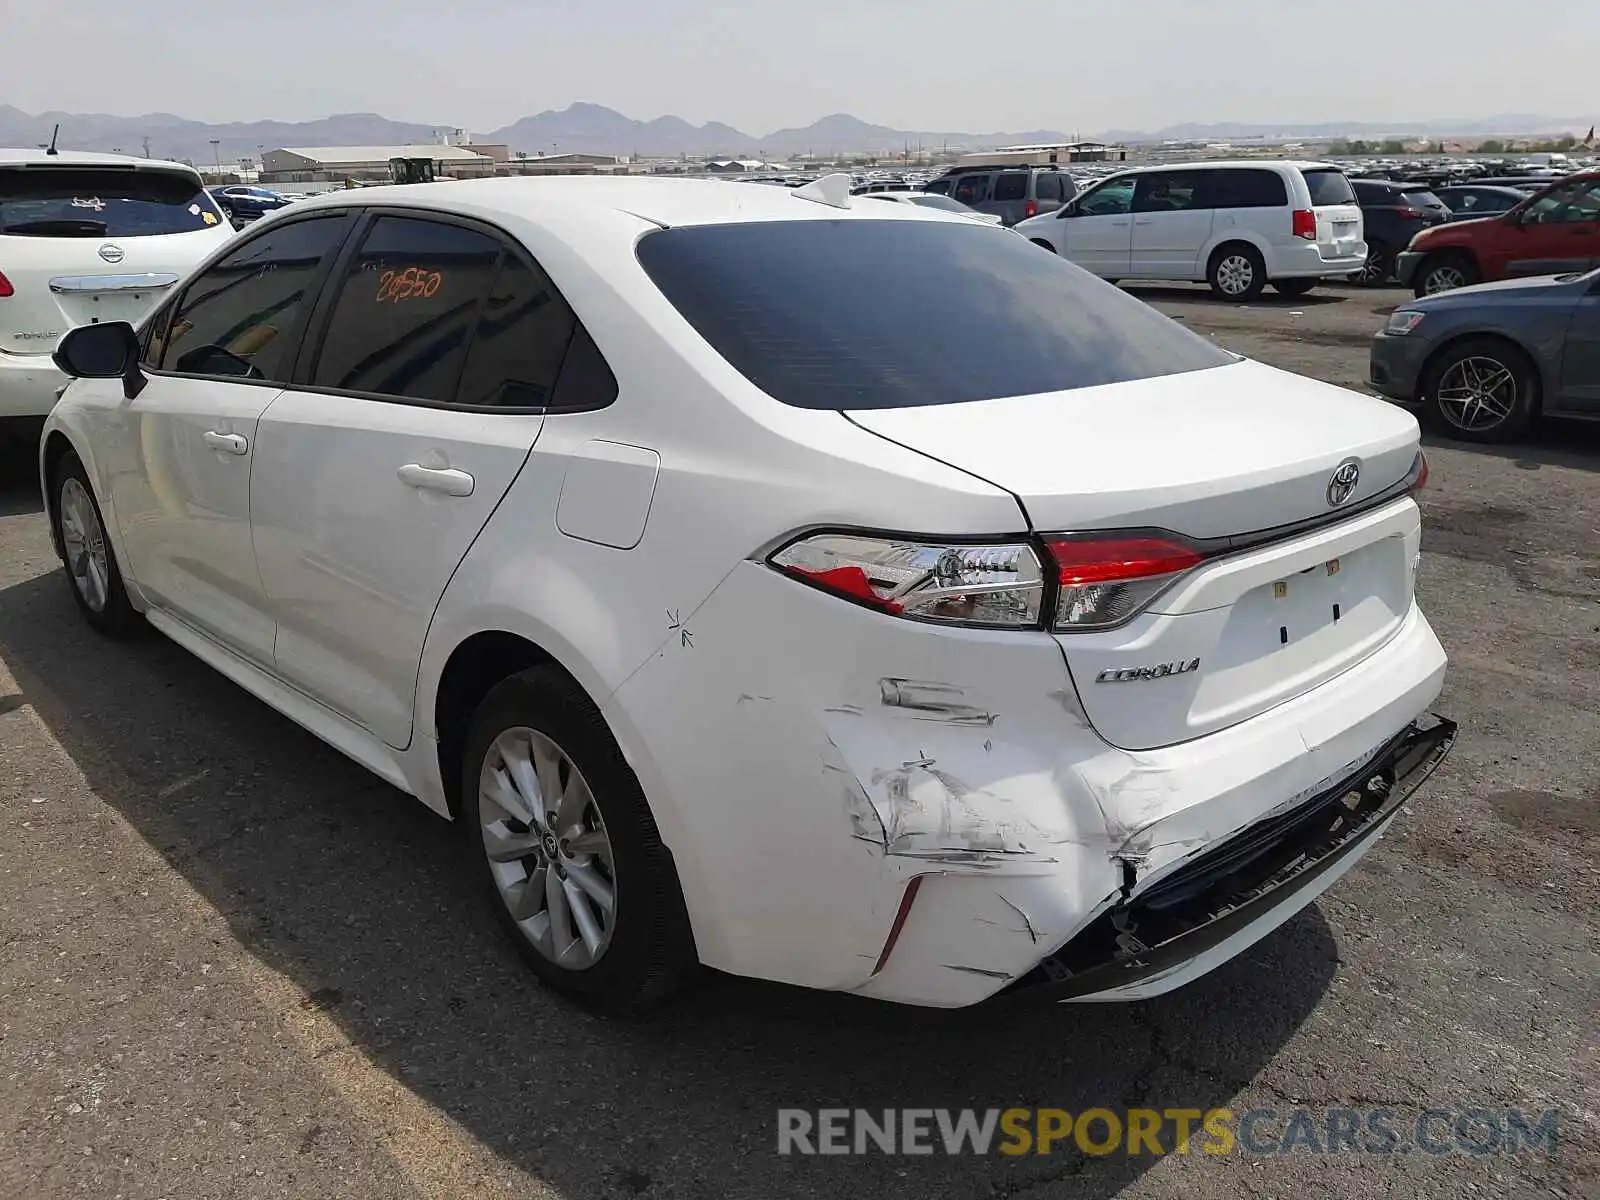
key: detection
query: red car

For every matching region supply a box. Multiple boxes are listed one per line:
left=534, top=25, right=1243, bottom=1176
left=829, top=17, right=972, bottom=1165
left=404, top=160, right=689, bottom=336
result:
left=1395, top=170, right=1600, bottom=297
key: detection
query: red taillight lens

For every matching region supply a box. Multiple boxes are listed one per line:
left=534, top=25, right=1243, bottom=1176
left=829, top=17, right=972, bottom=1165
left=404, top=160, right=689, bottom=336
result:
left=1411, top=451, right=1429, bottom=493
left=1292, top=209, right=1317, bottom=240
left=1023, top=198, right=1038, bottom=219
left=1394, top=206, right=1424, bottom=219
left=0, top=270, right=13, bottom=298
left=1044, top=535, right=1207, bottom=630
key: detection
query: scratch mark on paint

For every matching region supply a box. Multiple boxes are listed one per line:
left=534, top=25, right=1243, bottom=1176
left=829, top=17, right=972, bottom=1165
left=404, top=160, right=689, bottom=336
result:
left=943, top=964, right=1011, bottom=980
left=996, top=893, right=1040, bottom=944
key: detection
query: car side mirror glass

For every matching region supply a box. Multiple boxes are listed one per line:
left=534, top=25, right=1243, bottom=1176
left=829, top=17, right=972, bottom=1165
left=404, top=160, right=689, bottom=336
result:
left=53, top=322, right=145, bottom=397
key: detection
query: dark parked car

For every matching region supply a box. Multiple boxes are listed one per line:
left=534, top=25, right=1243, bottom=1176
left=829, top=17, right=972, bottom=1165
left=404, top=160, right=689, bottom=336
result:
left=1348, top=179, right=1451, bottom=285
left=206, top=185, right=292, bottom=226
left=1369, top=267, right=1600, bottom=441
left=923, top=165, right=1076, bottom=226
left=1433, top=185, right=1537, bottom=222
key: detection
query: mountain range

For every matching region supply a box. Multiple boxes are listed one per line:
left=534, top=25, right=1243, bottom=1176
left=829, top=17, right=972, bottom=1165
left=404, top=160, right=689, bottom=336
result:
left=0, top=102, right=1588, bottom=165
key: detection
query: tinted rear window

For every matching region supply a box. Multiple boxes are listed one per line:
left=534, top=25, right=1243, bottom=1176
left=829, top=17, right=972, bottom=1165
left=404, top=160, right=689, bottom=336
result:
left=1301, top=169, right=1356, bottom=206
left=1400, top=190, right=1444, bottom=208
left=1206, top=168, right=1288, bottom=208
left=0, top=167, right=223, bottom=237
left=635, top=220, right=1234, bottom=410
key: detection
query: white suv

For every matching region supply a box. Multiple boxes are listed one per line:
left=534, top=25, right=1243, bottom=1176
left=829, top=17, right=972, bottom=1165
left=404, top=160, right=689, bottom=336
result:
left=1017, top=161, right=1366, bottom=300
left=41, top=176, right=1450, bottom=1012
left=0, top=150, right=233, bottom=443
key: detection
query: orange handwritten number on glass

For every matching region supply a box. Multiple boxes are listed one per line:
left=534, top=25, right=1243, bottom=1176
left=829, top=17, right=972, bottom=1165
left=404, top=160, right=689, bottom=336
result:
left=375, top=266, right=442, bottom=303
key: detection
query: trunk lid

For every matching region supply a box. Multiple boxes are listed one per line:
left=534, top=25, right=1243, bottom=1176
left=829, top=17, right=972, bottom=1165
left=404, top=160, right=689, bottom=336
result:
left=847, top=359, right=1423, bottom=750
left=0, top=163, right=232, bottom=355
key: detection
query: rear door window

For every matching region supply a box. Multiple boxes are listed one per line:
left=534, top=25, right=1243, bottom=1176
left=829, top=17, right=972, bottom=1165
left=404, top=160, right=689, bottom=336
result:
left=993, top=173, right=1028, bottom=202
left=452, top=253, right=578, bottom=409
left=1133, top=172, right=1204, bottom=212
left=309, top=216, right=502, bottom=403
left=0, top=167, right=226, bottom=237
left=1205, top=169, right=1287, bottom=208
left=952, top=174, right=990, bottom=205
left=635, top=220, right=1234, bottom=410
left=1301, top=168, right=1357, bottom=206
left=161, top=214, right=353, bottom=381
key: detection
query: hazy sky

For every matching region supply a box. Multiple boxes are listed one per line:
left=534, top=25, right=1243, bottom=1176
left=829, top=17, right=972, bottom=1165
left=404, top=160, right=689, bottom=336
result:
left=8, top=0, right=1596, bottom=134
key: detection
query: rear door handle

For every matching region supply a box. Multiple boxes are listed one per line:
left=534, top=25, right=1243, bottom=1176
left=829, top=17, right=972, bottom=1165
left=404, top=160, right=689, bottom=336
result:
left=1134, top=218, right=1155, bottom=225
left=398, top=463, right=474, bottom=497
left=202, top=431, right=248, bottom=455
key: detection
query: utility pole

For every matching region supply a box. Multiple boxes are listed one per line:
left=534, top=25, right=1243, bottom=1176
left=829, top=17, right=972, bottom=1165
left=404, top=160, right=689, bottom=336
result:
left=142, top=136, right=151, bottom=158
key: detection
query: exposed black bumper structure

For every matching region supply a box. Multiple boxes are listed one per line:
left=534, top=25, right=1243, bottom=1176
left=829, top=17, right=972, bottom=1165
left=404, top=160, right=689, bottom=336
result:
left=1003, top=716, right=1457, bottom=1002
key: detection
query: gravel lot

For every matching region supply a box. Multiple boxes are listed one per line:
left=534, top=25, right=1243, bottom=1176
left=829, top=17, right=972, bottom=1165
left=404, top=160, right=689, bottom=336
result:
left=1, top=283, right=1596, bottom=1199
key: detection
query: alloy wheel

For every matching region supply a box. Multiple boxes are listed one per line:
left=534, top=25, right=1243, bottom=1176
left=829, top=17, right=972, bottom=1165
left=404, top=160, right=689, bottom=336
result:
left=1435, top=356, right=1517, bottom=432
left=478, top=727, right=617, bottom=969
left=58, top=477, right=110, bottom=613
left=1423, top=265, right=1467, bottom=295
left=1354, top=247, right=1389, bottom=285
left=1216, top=254, right=1255, bottom=296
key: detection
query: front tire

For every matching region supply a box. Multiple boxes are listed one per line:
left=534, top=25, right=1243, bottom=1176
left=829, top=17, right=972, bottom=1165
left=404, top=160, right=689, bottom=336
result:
left=1413, top=252, right=1479, bottom=298
left=1207, top=244, right=1266, bottom=301
left=460, top=666, right=696, bottom=1013
left=51, top=451, right=142, bottom=637
left=1423, top=337, right=1537, bottom=443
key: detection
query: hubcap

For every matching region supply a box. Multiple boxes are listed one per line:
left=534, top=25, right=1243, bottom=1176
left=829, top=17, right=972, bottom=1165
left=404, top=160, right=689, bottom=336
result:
left=1424, top=266, right=1466, bottom=295
left=58, top=477, right=110, bottom=612
left=1436, top=356, right=1517, bottom=432
left=478, top=727, right=616, bottom=969
left=1216, top=255, right=1254, bottom=296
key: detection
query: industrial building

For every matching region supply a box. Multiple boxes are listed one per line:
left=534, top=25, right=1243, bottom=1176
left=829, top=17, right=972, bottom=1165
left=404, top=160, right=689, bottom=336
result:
left=259, top=143, right=627, bottom=184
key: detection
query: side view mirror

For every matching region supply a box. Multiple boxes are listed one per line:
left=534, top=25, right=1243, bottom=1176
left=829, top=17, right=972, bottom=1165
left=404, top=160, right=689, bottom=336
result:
left=52, top=321, right=146, bottom=399
left=1058, top=202, right=1079, bottom=218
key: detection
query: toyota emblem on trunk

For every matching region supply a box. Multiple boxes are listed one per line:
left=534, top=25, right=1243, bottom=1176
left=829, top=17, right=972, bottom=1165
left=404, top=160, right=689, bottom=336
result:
left=1326, top=458, right=1361, bottom=507
left=97, top=243, right=125, bottom=263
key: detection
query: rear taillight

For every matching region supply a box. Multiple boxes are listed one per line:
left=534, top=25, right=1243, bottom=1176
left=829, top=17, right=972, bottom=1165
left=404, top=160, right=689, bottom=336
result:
left=770, top=533, right=1044, bottom=627
left=768, top=530, right=1210, bottom=632
left=1291, top=209, right=1317, bottom=240
left=1043, top=535, right=1207, bottom=630
left=1394, top=206, right=1425, bottom=219
left=1409, top=450, right=1429, bottom=493
left=0, top=270, right=13, bottom=298
left=1023, top=198, right=1038, bottom=219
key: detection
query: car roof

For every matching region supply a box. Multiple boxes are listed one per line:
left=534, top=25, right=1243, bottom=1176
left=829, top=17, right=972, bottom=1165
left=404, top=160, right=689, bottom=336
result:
left=1100, top=160, right=1340, bottom=176
left=278, top=175, right=977, bottom=231
left=0, top=147, right=200, bottom=176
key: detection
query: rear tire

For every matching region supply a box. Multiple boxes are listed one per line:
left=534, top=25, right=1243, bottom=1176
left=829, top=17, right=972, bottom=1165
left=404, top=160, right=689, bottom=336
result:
left=1272, top=278, right=1317, bottom=297
left=1422, top=336, right=1537, bottom=443
left=460, top=666, right=697, bottom=1014
left=50, top=451, right=143, bottom=637
left=1207, top=243, right=1266, bottom=301
left=1348, top=240, right=1394, bottom=287
left=1413, top=252, right=1479, bottom=298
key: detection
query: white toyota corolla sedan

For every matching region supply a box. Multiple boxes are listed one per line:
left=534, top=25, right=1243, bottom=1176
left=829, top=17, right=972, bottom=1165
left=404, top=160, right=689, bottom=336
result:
left=40, top=174, right=1454, bottom=1012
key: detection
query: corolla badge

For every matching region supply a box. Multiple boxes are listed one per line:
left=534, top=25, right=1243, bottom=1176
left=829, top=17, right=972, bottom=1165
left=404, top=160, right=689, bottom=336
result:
left=1326, top=458, right=1361, bottom=508
left=1096, top=658, right=1201, bottom=684
left=97, top=243, right=125, bottom=263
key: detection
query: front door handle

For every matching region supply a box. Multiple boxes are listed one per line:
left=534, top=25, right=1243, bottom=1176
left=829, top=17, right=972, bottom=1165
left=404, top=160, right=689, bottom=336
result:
left=1134, top=218, right=1155, bottom=225
left=202, top=430, right=248, bottom=455
left=398, top=463, right=474, bottom=497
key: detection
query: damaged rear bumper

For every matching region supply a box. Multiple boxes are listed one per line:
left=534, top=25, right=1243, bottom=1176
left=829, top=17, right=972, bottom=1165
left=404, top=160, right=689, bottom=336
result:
left=1001, top=715, right=1456, bottom=1004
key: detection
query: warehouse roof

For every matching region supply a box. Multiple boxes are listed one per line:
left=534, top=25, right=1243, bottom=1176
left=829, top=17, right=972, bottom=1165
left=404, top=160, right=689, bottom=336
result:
left=273, top=144, right=494, bottom=163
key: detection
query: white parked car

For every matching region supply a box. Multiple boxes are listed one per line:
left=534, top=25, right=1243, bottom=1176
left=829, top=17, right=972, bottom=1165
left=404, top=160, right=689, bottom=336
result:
left=1016, top=161, right=1366, bottom=300
left=857, top=191, right=1005, bottom=225
left=0, top=151, right=233, bottom=444
left=41, top=174, right=1452, bottom=1012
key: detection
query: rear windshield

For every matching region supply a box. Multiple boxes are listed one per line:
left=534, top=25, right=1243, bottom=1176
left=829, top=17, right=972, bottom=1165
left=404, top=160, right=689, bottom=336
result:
left=635, top=220, right=1235, bottom=410
left=0, top=167, right=222, bottom=237
left=1301, top=168, right=1356, bottom=206
left=1400, top=190, right=1444, bottom=208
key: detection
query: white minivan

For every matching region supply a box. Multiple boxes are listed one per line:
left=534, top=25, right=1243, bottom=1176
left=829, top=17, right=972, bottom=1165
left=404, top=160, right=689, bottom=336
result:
left=1016, top=161, right=1366, bottom=300
left=0, top=150, right=234, bottom=444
